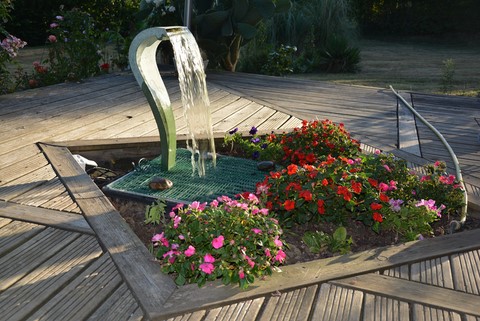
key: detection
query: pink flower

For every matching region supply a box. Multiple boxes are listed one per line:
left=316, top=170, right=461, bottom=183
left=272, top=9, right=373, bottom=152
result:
left=251, top=228, right=262, bottom=234
left=50, top=22, right=59, bottom=28
left=274, top=249, right=286, bottom=263
left=190, top=201, right=207, bottom=211
left=244, top=255, right=255, bottom=268
left=378, top=182, right=389, bottom=192
left=389, top=180, right=397, bottom=190
left=204, top=253, right=215, bottom=263
left=199, top=263, right=215, bottom=274
left=239, top=270, right=245, bottom=279
left=184, top=245, right=195, bottom=257
left=259, top=208, right=269, bottom=215
left=178, top=234, right=185, bottom=240
left=274, top=236, right=283, bottom=247
left=434, top=161, right=441, bottom=167
left=173, top=216, right=181, bottom=228
left=48, top=35, right=57, bottom=43
left=212, top=235, right=224, bottom=249
left=152, top=233, right=164, bottom=243
left=374, top=149, right=381, bottom=155
left=265, top=248, right=271, bottom=257
left=383, top=164, right=391, bottom=172
left=209, top=199, right=219, bottom=207
left=248, top=193, right=259, bottom=203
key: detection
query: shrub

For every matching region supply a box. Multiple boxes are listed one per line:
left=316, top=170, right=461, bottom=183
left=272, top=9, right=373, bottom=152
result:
left=149, top=194, right=286, bottom=289
left=317, top=35, right=360, bottom=73
left=261, top=44, right=297, bottom=76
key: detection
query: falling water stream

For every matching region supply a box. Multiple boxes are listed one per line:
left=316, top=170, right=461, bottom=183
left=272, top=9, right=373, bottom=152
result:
left=167, top=28, right=216, bottom=177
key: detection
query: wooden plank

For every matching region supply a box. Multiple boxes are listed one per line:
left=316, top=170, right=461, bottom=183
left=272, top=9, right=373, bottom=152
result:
left=450, top=249, right=480, bottom=295
left=26, top=253, right=123, bottom=321
left=363, top=293, right=409, bottom=321
left=0, top=144, right=42, bottom=168
left=0, top=227, right=80, bottom=291
left=0, top=152, right=49, bottom=185
left=258, top=285, right=317, bottom=321
left=0, top=219, right=44, bottom=255
left=36, top=190, right=83, bottom=213
left=203, top=297, right=264, bottom=321
left=87, top=283, right=145, bottom=321
left=383, top=264, right=409, bottom=280
left=412, top=304, right=462, bottom=321
left=10, top=177, right=69, bottom=207
left=0, top=164, right=57, bottom=201
left=332, top=273, right=480, bottom=316
left=311, top=283, right=363, bottom=321
left=0, top=200, right=94, bottom=235
left=166, top=311, right=206, bottom=321
left=0, top=234, right=102, bottom=320
left=410, top=256, right=454, bottom=289
left=465, top=315, right=480, bottom=321
left=40, top=143, right=177, bottom=319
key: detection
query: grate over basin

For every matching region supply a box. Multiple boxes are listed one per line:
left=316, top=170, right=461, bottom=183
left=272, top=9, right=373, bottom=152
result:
left=104, top=149, right=271, bottom=204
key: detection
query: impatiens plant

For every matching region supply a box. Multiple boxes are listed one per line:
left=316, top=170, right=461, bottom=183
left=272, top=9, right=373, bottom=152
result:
left=149, top=194, right=286, bottom=289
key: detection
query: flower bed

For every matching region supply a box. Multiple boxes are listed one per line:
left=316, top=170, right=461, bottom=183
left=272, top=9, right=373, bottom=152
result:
left=109, top=119, right=466, bottom=289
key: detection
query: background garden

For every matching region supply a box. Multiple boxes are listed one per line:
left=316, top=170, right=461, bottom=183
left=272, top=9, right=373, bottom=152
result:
left=1, top=0, right=480, bottom=95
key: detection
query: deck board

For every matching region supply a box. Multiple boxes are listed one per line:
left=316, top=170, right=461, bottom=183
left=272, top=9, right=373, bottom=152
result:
left=311, top=283, right=363, bottom=321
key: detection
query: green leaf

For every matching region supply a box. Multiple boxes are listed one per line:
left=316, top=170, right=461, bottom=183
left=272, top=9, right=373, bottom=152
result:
left=333, top=226, right=347, bottom=242
left=235, top=23, right=257, bottom=39
left=175, top=274, right=186, bottom=286
left=233, top=0, right=249, bottom=21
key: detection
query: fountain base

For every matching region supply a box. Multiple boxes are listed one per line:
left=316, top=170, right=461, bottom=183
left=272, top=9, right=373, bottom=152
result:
left=103, top=148, right=269, bottom=205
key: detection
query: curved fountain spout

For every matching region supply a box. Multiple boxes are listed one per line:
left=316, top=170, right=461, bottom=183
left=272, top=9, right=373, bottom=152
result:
left=129, top=27, right=178, bottom=171
left=129, top=27, right=216, bottom=176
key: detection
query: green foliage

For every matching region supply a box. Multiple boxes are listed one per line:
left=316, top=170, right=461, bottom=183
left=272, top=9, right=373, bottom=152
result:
left=148, top=195, right=285, bottom=289
left=303, top=226, right=352, bottom=254
left=5, top=0, right=139, bottom=46
left=145, top=200, right=167, bottom=225
left=137, top=0, right=183, bottom=28
left=261, top=44, right=297, bottom=76
left=317, top=35, right=360, bottom=73
left=223, top=127, right=283, bottom=161
left=190, top=0, right=291, bottom=71
left=26, top=8, right=126, bottom=89
left=440, top=58, right=455, bottom=94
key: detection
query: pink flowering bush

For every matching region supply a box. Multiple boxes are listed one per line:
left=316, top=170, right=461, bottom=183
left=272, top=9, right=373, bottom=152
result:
left=150, top=194, right=285, bottom=289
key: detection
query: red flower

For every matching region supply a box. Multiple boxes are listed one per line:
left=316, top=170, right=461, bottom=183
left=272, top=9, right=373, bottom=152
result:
left=322, top=178, right=329, bottom=186
left=368, top=178, right=378, bottom=188
left=299, top=190, right=313, bottom=201
left=270, top=172, right=282, bottom=179
left=317, top=199, right=325, bottom=214
left=284, top=200, right=295, bottom=211
left=286, top=182, right=302, bottom=191
left=337, top=186, right=352, bottom=202
left=306, top=153, right=316, bottom=164
left=351, top=180, right=362, bottom=194
left=373, top=212, right=383, bottom=222
left=100, top=63, right=110, bottom=71
left=370, top=202, right=383, bottom=211
left=287, top=164, right=298, bottom=175
left=379, top=193, right=390, bottom=203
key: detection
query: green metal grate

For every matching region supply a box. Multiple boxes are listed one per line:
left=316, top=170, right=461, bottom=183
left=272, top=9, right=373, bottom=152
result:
left=104, top=148, right=271, bottom=204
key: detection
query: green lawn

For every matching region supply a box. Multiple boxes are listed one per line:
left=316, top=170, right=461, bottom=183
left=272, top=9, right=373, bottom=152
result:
left=291, top=37, right=480, bottom=96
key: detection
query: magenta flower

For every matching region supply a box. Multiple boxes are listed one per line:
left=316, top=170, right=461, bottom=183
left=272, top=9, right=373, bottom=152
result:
left=209, top=199, right=219, bottom=207
left=184, top=245, right=196, bottom=257
left=239, top=270, right=245, bottom=279
left=190, top=201, right=207, bottom=211
left=199, top=263, right=215, bottom=274
left=379, top=182, right=389, bottom=192
left=274, top=236, right=283, bottom=247
left=173, top=216, right=181, bottom=229
left=274, top=249, right=286, bottom=262
left=251, top=228, right=262, bottom=234
left=265, top=248, right=271, bottom=257
left=212, top=235, right=224, bottom=249
left=259, top=208, right=269, bottom=215
left=383, top=164, right=391, bottom=172
left=48, top=35, right=57, bottom=43
left=204, top=253, right=215, bottom=263
left=152, top=233, right=164, bottom=243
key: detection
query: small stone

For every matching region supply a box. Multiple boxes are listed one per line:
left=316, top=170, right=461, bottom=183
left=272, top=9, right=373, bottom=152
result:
left=257, top=161, right=275, bottom=171
left=149, top=177, right=173, bottom=190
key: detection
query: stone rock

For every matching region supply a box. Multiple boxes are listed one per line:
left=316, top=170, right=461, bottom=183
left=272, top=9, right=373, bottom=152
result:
left=257, top=161, right=276, bottom=171
left=149, top=177, right=173, bottom=190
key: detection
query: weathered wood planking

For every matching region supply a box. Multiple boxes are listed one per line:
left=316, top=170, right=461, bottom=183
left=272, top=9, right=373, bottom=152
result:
left=0, top=201, right=93, bottom=235
left=332, top=274, right=480, bottom=316
left=259, top=285, right=317, bottom=321
left=311, top=283, right=363, bottom=321
left=410, top=256, right=454, bottom=289
left=25, top=253, right=124, bottom=321
left=40, top=143, right=177, bottom=319
left=0, top=219, right=44, bottom=256
left=0, top=227, right=80, bottom=291
left=202, top=297, right=265, bottom=321
left=450, top=249, right=480, bottom=295
left=0, top=234, right=102, bottom=320
left=412, top=304, right=462, bottom=321
left=364, top=293, right=409, bottom=321
left=0, top=152, right=49, bottom=185
left=86, top=283, right=145, bottom=321
left=0, top=164, right=57, bottom=201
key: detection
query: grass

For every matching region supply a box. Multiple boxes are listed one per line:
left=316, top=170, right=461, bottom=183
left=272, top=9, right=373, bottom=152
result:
left=290, top=36, right=480, bottom=96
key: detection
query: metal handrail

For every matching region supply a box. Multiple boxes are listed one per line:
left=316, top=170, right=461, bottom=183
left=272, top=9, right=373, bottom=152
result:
left=390, top=86, right=468, bottom=229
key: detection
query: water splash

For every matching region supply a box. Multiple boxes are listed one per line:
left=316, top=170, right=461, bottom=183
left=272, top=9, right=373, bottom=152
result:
left=167, top=28, right=216, bottom=177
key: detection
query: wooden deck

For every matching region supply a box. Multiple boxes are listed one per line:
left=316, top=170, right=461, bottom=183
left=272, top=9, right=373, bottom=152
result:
left=0, top=71, right=479, bottom=320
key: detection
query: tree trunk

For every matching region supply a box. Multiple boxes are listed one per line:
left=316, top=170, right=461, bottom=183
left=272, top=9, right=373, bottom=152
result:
left=222, top=35, right=242, bottom=72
